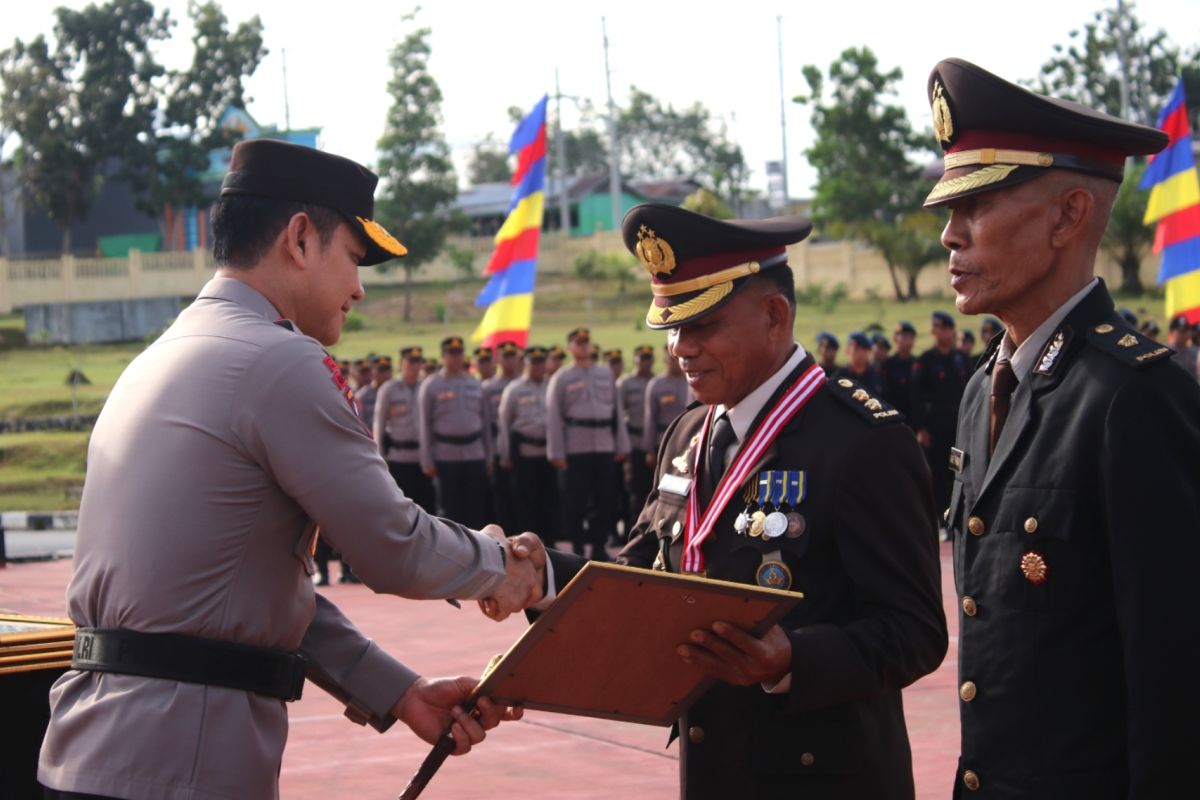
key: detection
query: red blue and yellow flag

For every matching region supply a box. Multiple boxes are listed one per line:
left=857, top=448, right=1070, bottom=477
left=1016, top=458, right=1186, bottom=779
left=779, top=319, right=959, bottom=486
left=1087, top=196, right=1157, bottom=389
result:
left=1140, top=79, right=1200, bottom=323
left=472, top=95, right=548, bottom=347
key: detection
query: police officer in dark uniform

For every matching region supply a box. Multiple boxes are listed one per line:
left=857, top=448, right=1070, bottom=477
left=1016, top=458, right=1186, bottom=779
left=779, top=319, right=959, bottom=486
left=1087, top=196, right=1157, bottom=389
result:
left=870, top=332, right=891, bottom=368
left=911, top=311, right=969, bottom=519
left=502, top=203, right=946, bottom=798
left=979, top=317, right=1001, bottom=346
left=814, top=331, right=839, bottom=375
left=924, top=57, right=1200, bottom=798
left=880, top=321, right=917, bottom=421
left=835, top=331, right=885, bottom=395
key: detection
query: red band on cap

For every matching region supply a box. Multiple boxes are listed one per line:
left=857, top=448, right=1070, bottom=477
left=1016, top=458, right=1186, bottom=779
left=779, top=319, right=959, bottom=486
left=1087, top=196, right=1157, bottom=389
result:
left=948, top=129, right=1125, bottom=168
left=652, top=246, right=787, bottom=286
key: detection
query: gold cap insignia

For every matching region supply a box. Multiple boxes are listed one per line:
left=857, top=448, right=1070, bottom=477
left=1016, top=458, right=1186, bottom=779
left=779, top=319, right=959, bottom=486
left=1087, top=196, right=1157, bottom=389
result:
left=1117, top=334, right=1138, bottom=348
left=636, top=225, right=677, bottom=278
left=932, top=80, right=955, bottom=145
left=1020, top=551, right=1049, bottom=585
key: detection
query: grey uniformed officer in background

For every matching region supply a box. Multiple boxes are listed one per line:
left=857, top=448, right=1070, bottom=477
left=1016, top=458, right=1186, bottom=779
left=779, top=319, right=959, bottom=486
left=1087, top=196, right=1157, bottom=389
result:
left=497, top=345, right=559, bottom=543
left=641, top=343, right=691, bottom=463
left=419, top=336, right=493, bottom=529
left=356, top=354, right=389, bottom=426
left=617, top=344, right=656, bottom=536
left=38, top=140, right=540, bottom=800
left=374, top=345, right=436, bottom=513
left=483, top=340, right=522, bottom=532
left=546, top=327, right=630, bottom=558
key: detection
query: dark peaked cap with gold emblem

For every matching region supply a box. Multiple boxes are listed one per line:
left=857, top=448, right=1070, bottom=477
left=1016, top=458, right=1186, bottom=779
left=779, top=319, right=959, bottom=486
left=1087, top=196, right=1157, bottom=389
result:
left=219, top=139, right=408, bottom=266
left=924, top=58, right=1168, bottom=208
left=622, top=203, right=812, bottom=329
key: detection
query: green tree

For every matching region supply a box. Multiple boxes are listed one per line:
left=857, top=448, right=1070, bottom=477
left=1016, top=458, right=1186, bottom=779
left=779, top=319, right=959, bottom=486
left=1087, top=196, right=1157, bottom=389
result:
left=467, top=133, right=512, bottom=185
left=796, top=47, right=938, bottom=300
left=681, top=187, right=733, bottom=220
left=139, top=1, right=266, bottom=245
left=1103, top=162, right=1156, bottom=292
left=374, top=12, right=463, bottom=322
left=617, top=87, right=747, bottom=205
left=0, top=0, right=169, bottom=253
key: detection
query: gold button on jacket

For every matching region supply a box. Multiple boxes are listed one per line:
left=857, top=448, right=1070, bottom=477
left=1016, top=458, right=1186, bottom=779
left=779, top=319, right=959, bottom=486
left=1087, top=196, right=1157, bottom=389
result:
left=688, top=725, right=705, bottom=744
left=962, top=596, right=978, bottom=617
left=967, top=515, right=986, bottom=536
left=1024, top=516, right=1039, bottom=534
left=800, top=752, right=815, bottom=767
left=963, top=770, right=981, bottom=791
left=960, top=681, right=978, bottom=702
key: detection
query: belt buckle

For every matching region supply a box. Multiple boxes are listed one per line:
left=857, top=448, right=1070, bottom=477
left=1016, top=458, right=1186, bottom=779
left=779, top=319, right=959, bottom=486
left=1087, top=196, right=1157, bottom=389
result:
left=284, top=653, right=308, bottom=702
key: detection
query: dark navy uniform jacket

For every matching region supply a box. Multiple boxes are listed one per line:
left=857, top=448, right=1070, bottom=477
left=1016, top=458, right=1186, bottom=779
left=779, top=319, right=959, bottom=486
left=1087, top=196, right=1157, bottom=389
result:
left=948, top=282, right=1200, bottom=799
left=548, top=355, right=947, bottom=799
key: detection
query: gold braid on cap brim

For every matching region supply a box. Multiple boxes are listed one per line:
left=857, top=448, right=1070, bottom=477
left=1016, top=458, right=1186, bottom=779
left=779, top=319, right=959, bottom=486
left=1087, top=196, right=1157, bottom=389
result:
left=646, top=281, right=733, bottom=327
left=925, top=164, right=1020, bottom=202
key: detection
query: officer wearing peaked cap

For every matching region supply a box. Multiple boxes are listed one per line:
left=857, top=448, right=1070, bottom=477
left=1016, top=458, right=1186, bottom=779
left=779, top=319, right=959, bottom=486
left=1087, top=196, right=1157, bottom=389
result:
left=483, top=340, right=523, bottom=532
left=925, top=58, right=1200, bottom=799
left=497, top=346, right=559, bottom=542
left=500, top=203, right=946, bottom=798
left=618, top=344, right=657, bottom=541
left=375, top=346, right=436, bottom=514
left=38, top=140, right=535, bottom=799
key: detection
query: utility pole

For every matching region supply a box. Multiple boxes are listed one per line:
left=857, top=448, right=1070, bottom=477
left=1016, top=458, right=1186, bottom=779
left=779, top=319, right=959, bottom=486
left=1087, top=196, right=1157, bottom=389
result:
left=282, top=48, right=292, bottom=131
left=1115, top=0, right=1132, bottom=121
left=555, top=70, right=571, bottom=238
left=776, top=16, right=789, bottom=208
left=602, top=17, right=622, bottom=233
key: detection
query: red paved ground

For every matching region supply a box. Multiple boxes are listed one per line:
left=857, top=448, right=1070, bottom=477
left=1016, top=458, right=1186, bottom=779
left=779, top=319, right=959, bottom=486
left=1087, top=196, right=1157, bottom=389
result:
left=1, top=544, right=959, bottom=798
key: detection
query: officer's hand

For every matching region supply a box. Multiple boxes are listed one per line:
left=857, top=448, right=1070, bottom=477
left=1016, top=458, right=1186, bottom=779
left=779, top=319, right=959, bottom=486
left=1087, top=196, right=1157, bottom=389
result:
left=423, top=465, right=438, bottom=479
left=550, top=458, right=567, bottom=470
left=478, top=532, right=547, bottom=621
left=645, top=451, right=656, bottom=468
left=500, top=459, right=513, bottom=471
left=916, top=429, right=931, bottom=449
left=676, top=622, right=791, bottom=687
left=613, top=451, right=628, bottom=463
left=480, top=529, right=544, bottom=619
left=390, top=676, right=523, bottom=756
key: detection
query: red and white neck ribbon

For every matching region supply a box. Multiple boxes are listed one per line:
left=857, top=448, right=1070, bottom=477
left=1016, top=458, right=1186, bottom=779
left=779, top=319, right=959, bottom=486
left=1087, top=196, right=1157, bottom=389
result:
left=681, top=363, right=826, bottom=574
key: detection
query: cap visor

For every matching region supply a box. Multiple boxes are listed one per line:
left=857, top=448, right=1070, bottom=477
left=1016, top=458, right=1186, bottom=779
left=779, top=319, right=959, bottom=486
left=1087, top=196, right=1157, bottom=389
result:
left=645, top=277, right=751, bottom=330
left=352, top=215, right=408, bottom=265
left=924, top=164, right=1050, bottom=208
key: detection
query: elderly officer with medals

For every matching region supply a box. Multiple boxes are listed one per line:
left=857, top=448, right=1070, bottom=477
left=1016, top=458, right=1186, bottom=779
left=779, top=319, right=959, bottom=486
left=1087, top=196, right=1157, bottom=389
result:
left=38, top=140, right=541, bottom=800
left=495, top=204, right=948, bottom=798
left=925, top=59, right=1200, bottom=798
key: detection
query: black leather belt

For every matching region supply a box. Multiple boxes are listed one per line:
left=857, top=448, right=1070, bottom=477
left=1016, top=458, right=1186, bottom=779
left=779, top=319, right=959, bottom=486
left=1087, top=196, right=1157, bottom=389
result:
left=512, top=431, right=547, bottom=446
left=72, top=628, right=307, bottom=701
left=433, top=431, right=482, bottom=445
left=565, top=417, right=612, bottom=429
left=627, top=426, right=643, bottom=436
left=390, top=440, right=419, bottom=450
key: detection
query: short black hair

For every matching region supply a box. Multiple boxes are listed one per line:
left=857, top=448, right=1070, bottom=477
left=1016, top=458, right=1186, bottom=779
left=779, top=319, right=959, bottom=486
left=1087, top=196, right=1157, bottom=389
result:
left=210, top=194, right=343, bottom=268
left=751, top=264, right=796, bottom=309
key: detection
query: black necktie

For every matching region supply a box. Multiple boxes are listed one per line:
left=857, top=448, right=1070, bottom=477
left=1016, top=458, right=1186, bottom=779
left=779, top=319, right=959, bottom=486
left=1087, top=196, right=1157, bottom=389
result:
left=706, top=413, right=737, bottom=496
left=989, top=358, right=1018, bottom=457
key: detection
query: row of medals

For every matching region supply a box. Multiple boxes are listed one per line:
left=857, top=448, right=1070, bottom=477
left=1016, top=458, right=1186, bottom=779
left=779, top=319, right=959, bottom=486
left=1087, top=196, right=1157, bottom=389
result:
left=733, top=483, right=806, bottom=540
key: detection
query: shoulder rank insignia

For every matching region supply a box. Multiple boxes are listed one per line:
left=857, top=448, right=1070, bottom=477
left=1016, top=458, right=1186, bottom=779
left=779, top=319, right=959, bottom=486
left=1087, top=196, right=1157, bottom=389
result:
left=1085, top=319, right=1173, bottom=368
left=826, top=376, right=902, bottom=424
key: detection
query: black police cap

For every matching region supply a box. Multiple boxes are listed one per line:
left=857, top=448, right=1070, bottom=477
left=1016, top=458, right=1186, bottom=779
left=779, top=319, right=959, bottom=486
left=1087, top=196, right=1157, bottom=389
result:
left=220, top=139, right=407, bottom=266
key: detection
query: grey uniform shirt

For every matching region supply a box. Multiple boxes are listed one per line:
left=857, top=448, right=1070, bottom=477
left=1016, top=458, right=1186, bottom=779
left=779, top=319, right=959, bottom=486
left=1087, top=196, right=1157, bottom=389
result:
left=482, top=374, right=515, bottom=456
left=374, top=377, right=422, bottom=464
left=38, top=277, right=505, bottom=800
left=498, top=376, right=549, bottom=460
left=418, top=371, right=492, bottom=469
left=355, top=382, right=379, bottom=426
left=643, top=373, right=692, bottom=453
left=545, top=363, right=630, bottom=460
left=617, top=373, right=652, bottom=449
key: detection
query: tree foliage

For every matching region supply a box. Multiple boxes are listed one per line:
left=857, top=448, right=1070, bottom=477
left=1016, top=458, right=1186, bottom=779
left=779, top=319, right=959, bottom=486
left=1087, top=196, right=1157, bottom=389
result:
left=373, top=12, right=462, bottom=321
left=796, top=47, right=941, bottom=300
left=0, top=0, right=169, bottom=253
left=1102, top=162, right=1155, bottom=292
left=467, top=132, right=512, bottom=185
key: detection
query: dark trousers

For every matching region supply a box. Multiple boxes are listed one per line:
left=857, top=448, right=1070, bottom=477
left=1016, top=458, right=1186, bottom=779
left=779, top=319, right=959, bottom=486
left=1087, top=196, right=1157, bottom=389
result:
left=435, top=460, right=489, bottom=529
left=512, top=455, right=561, bottom=542
left=563, top=452, right=617, bottom=554
left=489, top=457, right=517, bottom=533
left=623, top=448, right=652, bottom=538
left=387, top=460, right=436, bottom=514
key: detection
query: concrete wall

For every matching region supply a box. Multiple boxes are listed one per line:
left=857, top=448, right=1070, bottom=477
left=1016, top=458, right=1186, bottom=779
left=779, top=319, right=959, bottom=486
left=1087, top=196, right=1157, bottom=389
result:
left=25, top=296, right=181, bottom=345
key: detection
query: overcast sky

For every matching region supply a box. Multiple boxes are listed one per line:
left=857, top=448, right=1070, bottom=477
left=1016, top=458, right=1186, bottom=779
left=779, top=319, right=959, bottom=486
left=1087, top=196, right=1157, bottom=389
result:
left=6, top=0, right=1198, bottom=198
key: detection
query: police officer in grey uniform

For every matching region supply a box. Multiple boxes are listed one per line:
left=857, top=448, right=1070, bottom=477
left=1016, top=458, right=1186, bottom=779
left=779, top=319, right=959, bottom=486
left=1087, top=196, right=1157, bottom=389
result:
left=374, top=345, right=435, bottom=513
left=419, top=336, right=493, bottom=529
left=497, top=345, right=558, bottom=542
left=483, top=340, right=522, bottom=532
left=642, top=343, right=691, bottom=462
left=37, top=140, right=539, bottom=800
left=546, top=327, right=630, bottom=558
left=356, top=355, right=389, bottom=426
left=618, top=344, right=656, bottom=537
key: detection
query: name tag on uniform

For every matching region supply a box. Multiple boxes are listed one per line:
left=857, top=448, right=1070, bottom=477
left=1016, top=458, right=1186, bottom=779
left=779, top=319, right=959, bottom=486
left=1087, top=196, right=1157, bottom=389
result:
left=658, top=473, right=693, bottom=497
left=949, top=447, right=966, bottom=474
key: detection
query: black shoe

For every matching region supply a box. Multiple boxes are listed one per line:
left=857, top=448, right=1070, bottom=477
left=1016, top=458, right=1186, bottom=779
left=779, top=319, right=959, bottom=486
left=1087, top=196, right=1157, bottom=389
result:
left=316, top=577, right=330, bottom=587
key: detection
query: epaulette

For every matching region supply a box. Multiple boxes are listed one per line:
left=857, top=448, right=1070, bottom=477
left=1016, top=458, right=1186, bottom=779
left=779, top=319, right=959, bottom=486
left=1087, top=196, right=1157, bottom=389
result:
left=1084, top=319, right=1173, bottom=368
left=826, top=376, right=903, bottom=425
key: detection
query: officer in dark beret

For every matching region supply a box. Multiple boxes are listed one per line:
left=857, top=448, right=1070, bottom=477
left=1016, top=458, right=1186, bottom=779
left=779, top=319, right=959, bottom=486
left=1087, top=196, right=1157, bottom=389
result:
left=870, top=332, right=891, bottom=368
left=880, top=321, right=917, bottom=423
left=912, top=311, right=970, bottom=522
left=1168, top=314, right=1199, bottom=381
left=813, top=331, right=840, bottom=375
left=495, top=203, right=946, bottom=798
left=38, top=140, right=534, bottom=799
left=957, top=328, right=977, bottom=360
left=925, top=57, right=1200, bottom=798
left=978, top=317, right=1002, bottom=345
left=834, top=331, right=885, bottom=396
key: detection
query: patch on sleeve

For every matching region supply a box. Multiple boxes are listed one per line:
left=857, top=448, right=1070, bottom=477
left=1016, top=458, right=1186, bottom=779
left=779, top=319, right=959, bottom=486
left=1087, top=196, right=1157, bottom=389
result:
left=1085, top=320, right=1173, bottom=368
left=322, top=353, right=363, bottom=419
left=826, top=377, right=903, bottom=424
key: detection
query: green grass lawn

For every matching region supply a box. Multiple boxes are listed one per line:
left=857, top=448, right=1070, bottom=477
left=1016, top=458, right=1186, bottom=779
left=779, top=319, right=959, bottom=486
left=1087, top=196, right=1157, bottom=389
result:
left=0, top=274, right=1167, bottom=512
